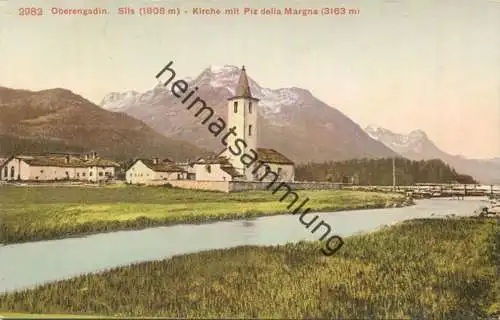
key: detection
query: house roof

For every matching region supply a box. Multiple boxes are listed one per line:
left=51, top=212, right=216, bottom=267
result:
left=256, top=148, right=294, bottom=165
left=227, top=66, right=259, bottom=101
left=190, top=151, right=217, bottom=163
left=135, top=159, right=186, bottom=173
left=215, top=147, right=294, bottom=165
left=193, top=154, right=230, bottom=165
left=85, top=158, right=121, bottom=168
left=5, top=154, right=120, bottom=168
left=192, top=154, right=243, bottom=177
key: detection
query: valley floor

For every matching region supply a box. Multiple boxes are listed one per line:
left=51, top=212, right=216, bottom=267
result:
left=0, top=185, right=407, bottom=245
left=0, top=218, right=498, bottom=318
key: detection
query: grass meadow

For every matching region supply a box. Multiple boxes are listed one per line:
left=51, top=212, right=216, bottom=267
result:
left=0, top=185, right=406, bottom=244
left=0, top=218, right=498, bottom=319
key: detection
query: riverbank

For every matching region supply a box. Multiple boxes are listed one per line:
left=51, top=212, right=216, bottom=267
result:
left=0, top=185, right=410, bottom=245
left=0, top=312, right=100, bottom=318
left=1, top=217, right=498, bottom=318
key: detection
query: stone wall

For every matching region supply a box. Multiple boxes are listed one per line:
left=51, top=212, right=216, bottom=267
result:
left=164, top=180, right=343, bottom=193
left=168, top=180, right=230, bottom=192
left=228, top=181, right=343, bottom=192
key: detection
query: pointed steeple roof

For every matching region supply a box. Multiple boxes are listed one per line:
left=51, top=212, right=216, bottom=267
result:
left=228, top=65, right=259, bottom=101
left=235, top=65, right=252, bottom=98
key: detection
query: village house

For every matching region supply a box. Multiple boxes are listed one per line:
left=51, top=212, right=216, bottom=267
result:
left=0, top=152, right=120, bottom=182
left=249, top=148, right=295, bottom=182
left=176, top=161, right=196, bottom=180
left=191, top=148, right=294, bottom=182
left=126, top=158, right=186, bottom=184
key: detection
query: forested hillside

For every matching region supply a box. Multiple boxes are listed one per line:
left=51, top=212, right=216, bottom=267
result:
left=0, top=87, right=204, bottom=161
left=295, top=158, right=477, bottom=185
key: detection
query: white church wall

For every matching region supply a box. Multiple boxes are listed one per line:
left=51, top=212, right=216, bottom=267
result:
left=193, top=163, right=233, bottom=181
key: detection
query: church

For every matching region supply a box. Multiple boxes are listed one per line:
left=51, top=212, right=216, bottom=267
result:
left=188, top=66, right=295, bottom=183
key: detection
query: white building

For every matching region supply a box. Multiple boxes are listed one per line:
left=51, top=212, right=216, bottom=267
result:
left=191, top=156, right=245, bottom=182
left=0, top=152, right=120, bottom=182
left=126, top=158, right=186, bottom=184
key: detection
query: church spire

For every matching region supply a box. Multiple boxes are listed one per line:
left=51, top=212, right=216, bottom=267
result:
left=233, top=65, right=252, bottom=99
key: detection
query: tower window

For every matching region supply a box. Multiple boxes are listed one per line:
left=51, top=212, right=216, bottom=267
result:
left=234, top=101, right=238, bottom=113
left=249, top=102, right=252, bottom=114
left=249, top=125, right=252, bottom=136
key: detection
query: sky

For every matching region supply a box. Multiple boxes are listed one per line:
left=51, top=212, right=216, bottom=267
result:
left=0, top=0, right=499, bottom=158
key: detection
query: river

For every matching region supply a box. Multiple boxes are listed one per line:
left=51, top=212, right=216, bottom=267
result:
left=0, top=197, right=488, bottom=294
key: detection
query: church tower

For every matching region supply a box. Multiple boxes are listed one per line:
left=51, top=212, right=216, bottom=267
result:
left=226, top=66, right=259, bottom=180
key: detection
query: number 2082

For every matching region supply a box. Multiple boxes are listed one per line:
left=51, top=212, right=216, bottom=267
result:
left=19, top=8, right=43, bottom=16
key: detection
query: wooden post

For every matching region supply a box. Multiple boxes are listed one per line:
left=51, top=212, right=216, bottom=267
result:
left=392, top=157, right=396, bottom=192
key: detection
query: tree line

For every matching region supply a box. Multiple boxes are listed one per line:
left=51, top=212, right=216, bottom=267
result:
left=295, top=158, right=477, bottom=185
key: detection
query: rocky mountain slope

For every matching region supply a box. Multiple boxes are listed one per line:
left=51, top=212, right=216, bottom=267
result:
left=0, top=87, right=204, bottom=161
left=100, top=65, right=397, bottom=163
left=365, top=125, right=500, bottom=184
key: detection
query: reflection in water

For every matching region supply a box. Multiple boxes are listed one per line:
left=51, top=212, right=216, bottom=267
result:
left=241, top=219, right=256, bottom=229
left=239, top=219, right=257, bottom=243
left=0, top=198, right=485, bottom=293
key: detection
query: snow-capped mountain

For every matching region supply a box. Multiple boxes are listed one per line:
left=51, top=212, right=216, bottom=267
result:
left=102, top=65, right=303, bottom=117
left=365, top=125, right=442, bottom=158
left=101, top=86, right=171, bottom=112
left=194, top=65, right=300, bottom=116
left=365, top=125, right=500, bottom=184
left=101, top=91, right=140, bottom=112
left=99, top=65, right=396, bottom=163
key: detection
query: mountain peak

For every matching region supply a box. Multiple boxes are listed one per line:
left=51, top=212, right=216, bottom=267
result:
left=366, top=125, right=428, bottom=141
left=364, top=124, right=500, bottom=183
left=365, top=125, right=441, bottom=157
left=100, top=91, right=141, bottom=112
left=365, top=124, right=388, bottom=133
left=208, top=65, right=240, bottom=74
left=186, top=65, right=302, bottom=115
left=193, top=65, right=241, bottom=95
left=408, top=129, right=428, bottom=139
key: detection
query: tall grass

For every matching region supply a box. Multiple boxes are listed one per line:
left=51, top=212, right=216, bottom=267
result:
left=0, top=186, right=406, bottom=244
left=1, top=218, right=498, bottom=319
